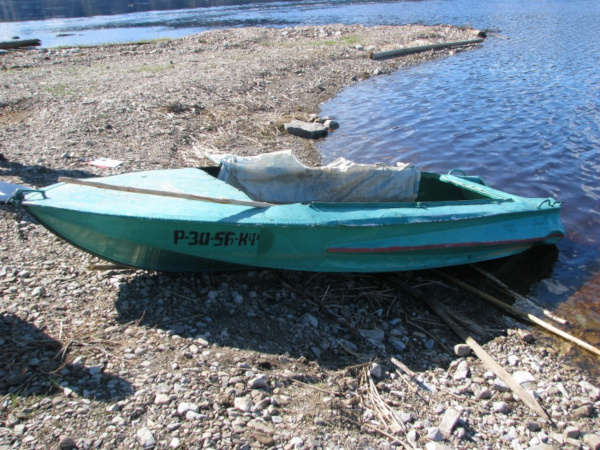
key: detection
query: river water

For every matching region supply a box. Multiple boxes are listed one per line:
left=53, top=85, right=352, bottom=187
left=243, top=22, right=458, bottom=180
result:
left=2, top=0, right=600, bottom=363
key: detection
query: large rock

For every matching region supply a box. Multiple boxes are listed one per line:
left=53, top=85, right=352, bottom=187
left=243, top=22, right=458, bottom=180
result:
left=284, top=120, right=328, bottom=139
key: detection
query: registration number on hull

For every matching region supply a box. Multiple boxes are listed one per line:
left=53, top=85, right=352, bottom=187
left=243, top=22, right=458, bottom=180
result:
left=173, top=230, right=260, bottom=247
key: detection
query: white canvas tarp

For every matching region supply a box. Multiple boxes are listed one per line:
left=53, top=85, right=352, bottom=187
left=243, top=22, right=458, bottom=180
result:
left=209, top=151, right=420, bottom=204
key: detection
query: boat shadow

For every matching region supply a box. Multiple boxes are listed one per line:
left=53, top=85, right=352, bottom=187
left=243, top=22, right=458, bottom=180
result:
left=0, top=159, right=96, bottom=189
left=0, top=313, right=134, bottom=402
left=111, top=266, right=531, bottom=374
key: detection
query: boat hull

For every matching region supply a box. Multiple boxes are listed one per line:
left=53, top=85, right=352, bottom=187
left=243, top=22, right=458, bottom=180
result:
left=21, top=168, right=564, bottom=273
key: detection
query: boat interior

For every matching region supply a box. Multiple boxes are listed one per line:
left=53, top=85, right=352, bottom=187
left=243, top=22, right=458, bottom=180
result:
left=201, top=165, right=501, bottom=204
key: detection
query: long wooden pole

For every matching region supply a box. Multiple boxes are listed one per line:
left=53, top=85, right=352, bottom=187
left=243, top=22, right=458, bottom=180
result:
left=369, top=39, right=484, bottom=60
left=434, top=270, right=600, bottom=358
left=386, top=276, right=551, bottom=421
left=58, top=177, right=274, bottom=209
left=0, top=39, right=41, bottom=50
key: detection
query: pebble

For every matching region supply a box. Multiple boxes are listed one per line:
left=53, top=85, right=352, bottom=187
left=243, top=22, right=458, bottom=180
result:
left=426, top=427, right=444, bottom=441
left=438, top=408, right=460, bottom=438
left=154, top=393, right=171, bottom=405
left=234, top=397, right=254, bottom=413
left=177, top=402, right=199, bottom=415
left=453, top=360, right=470, bottom=380
left=492, top=401, right=510, bottom=414
left=136, top=427, right=156, bottom=448
left=454, top=344, right=471, bottom=356
left=248, top=374, right=268, bottom=389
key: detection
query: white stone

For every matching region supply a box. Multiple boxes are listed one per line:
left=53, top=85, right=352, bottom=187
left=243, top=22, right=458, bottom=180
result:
left=234, top=397, right=254, bottom=413
left=177, top=402, right=199, bottom=415
left=248, top=375, right=268, bottom=389
left=154, top=393, right=170, bottom=405
left=136, top=427, right=156, bottom=448
left=579, top=380, right=600, bottom=401
left=370, top=363, right=383, bottom=379
left=426, top=427, right=444, bottom=441
left=439, top=408, right=460, bottom=438
left=512, top=370, right=536, bottom=384
left=492, top=401, right=510, bottom=414
left=453, top=360, right=470, bottom=381
left=454, top=344, right=471, bottom=357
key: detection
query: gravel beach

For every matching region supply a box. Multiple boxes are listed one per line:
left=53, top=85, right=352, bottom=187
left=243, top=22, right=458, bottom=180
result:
left=1, top=24, right=599, bottom=449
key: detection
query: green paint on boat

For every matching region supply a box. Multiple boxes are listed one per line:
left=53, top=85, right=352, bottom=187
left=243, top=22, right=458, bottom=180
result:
left=17, top=153, right=564, bottom=273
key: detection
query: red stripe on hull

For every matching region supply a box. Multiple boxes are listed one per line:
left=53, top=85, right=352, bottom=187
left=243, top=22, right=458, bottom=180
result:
left=327, top=232, right=564, bottom=254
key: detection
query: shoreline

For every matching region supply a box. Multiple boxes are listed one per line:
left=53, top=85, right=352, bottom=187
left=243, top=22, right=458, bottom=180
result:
left=2, top=25, right=599, bottom=450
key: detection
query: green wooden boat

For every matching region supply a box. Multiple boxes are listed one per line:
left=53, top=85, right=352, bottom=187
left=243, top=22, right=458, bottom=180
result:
left=15, top=151, right=564, bottom=273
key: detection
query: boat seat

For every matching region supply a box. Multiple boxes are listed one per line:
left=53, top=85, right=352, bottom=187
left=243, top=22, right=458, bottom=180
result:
left=211, top=151, right=421, bottom=204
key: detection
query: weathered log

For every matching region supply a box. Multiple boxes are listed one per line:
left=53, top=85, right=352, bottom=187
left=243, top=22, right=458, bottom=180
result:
left=369, top=39, right=484, bottom=60
left=0, top=39, right=41, bottom=50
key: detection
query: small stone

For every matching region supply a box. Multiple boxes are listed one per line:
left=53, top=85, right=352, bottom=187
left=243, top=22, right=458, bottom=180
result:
left=564, top=426, right=580, bottom=439
left=362, top=328, right=385, bottom=343
left=389, top=337, right=406, bottom=352
left=512, top=370, right=536, bottom=385
left=166, top=423, right=181, bottom=432
left=59, top=437, right=78, bottom=449
left=185, top=411, right=206, bottom=420
left=407, top=429, right=419, bottom=443
left=571, top=404, right=593, bottom=418
left=255, top=432, right=276, bottom=446
left=454, top=344, right=471, bottom=357
left=177, top=402, right=199, bottom=415
left=515, top=329, right=534, bottom=343
left=426, top=427, right=444, bottom=441
left=579, top=380, right=600, bottom=401
left=438, top=408, right=460, bottom=438
left=453, top=360, right=470, bottom=381
left=234, top=397, right=254, bottom=413
left=248, top=375, right=268, bottom=389
left=473, top=385, right=492, bottom=400
left=526, top=421, right=542, bottom=432
left=136, top=427, right=156, bottom=449
left=88, top=365, right=102, bottom=376
left=169, top=437, right=181, bottom=448
left=31, top=286, right=45, bottom=297
left=583, top=433, right=600, bottom=450
left=154, top=393, right=170, bottom=405
left=507, top=355, right=520, bottom=366
left=300, top=312, right=319, bottom=327
left=370, top=362, right=383, bottom=379
left=492, top=401, right=510, bottom=414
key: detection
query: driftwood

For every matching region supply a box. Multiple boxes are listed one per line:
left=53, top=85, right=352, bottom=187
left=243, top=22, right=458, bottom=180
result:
left=58, top=177, right=274, bottom=209
left=434, top=270, right=600, bottom=358
left=470, top=265, right=568, bottom=324
left=386, top=276, right=551, bottom=421
left=0, top=39, right=41, bottom=50
left=369, top=39, right=484, bottom=60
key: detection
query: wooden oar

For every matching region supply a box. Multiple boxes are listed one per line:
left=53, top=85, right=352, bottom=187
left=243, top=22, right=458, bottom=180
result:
left=58, top=177, right=274, bottom=208
left=434, top=270, right=600, bottom=358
